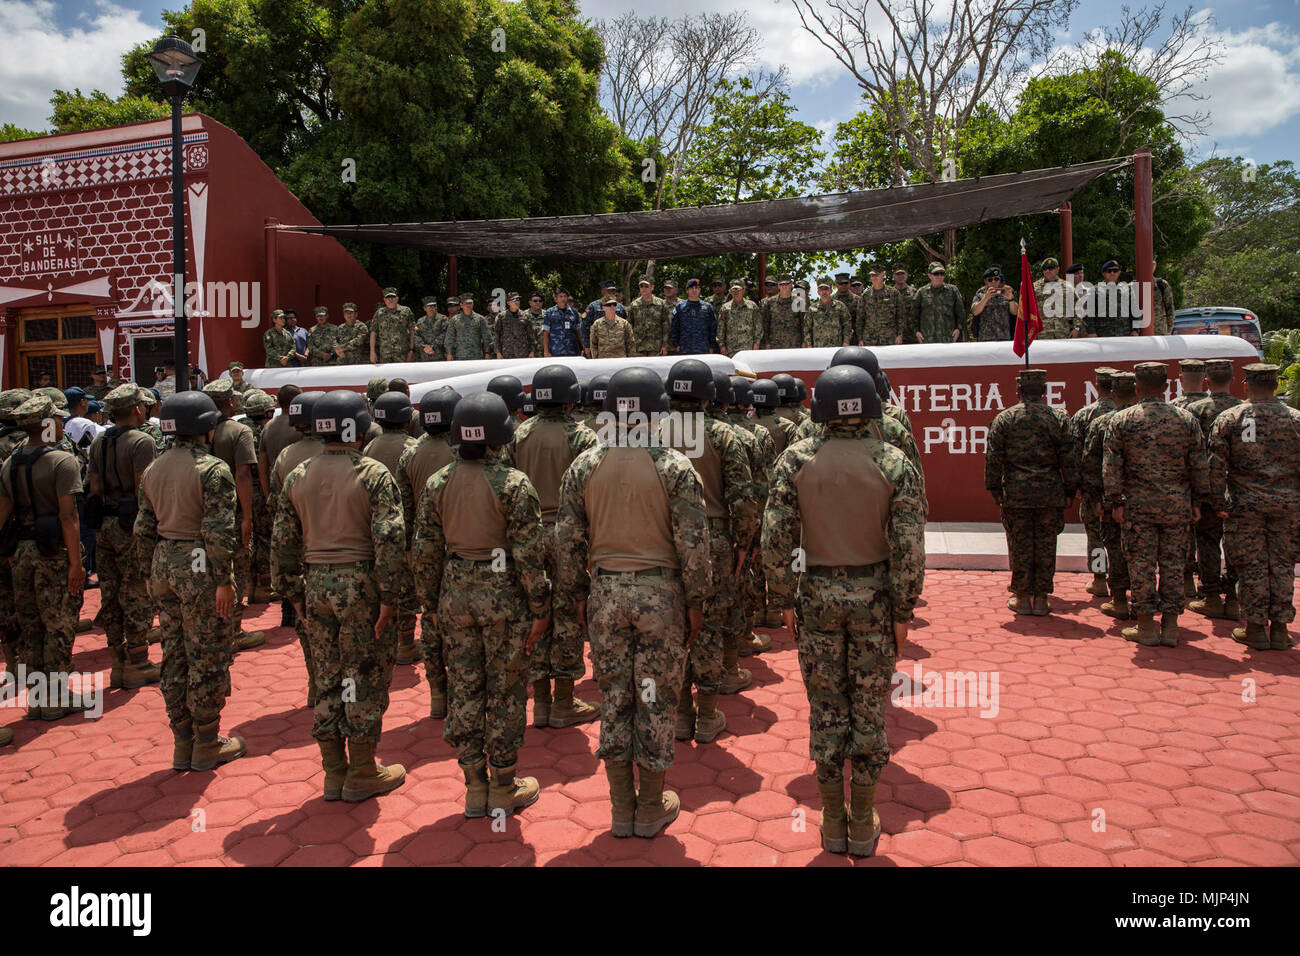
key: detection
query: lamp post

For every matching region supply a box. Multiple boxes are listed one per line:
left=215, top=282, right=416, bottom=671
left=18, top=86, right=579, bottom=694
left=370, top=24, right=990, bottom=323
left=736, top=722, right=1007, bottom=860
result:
left=147, top=36, right=202, bottom=392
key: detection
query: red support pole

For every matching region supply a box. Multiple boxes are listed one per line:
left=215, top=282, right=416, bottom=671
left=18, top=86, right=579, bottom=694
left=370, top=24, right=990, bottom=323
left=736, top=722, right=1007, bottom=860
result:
left=449, top=254, right=458, bottom=298
left=757, top=253, right=767, bottom=295
left=1058, top=201, right=1073, bottom=271
left=264, top=218, right=279, bottom=321
left=1134, top=147, right=1154, bottom=336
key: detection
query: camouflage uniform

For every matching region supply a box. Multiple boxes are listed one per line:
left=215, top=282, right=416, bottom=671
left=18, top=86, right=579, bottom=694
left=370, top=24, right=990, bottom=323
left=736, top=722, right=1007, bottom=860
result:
left=494, top=310, right=538, bottom=360
left=1151, top=278, right=1175, bottom=336
left=336, top=319, right=371, bottom=365
left=1187, top=390, right=1245, bottom=600
left=136, top=438, right=238, bottom=731
left=858, top=285, right=904, bottom=346
left=371, top=305, right=415, bottom=363
left=792, top=412, right=925, bottom=501
left=1069, top=377, right=1117, bottom=580
left=1034, top=278, right=1075, bottom=338
left=762, top=421, right=926, bottom=787
left=588, top=317, right=635, bottom=358
left=1208, top=385, right=1300, bottom=631
left=833, top=289, right=860, bottom=341
left=628, top=296, right=669, bottom=356
left=263, top=326, right=295, bottom=367
left=1084, top=282, right=1138, bottom=338
left=910, top=282, right=964, bottom=342
left=972, top=288, right=1015, bottom=342
left=556, top=443, right=711, bottom=771
left=363, top=429, right=418, bottom=659
left=306, top=321, right=339, bottom=366
left=272, top=447, right=407, bottom=742
left=985, top=380, right=1077, bottom=601
left=414, top=309, right=447, bottom=362
left=803, top=298, right=851, bottom=349
left=1082, top=393, right=1132, bottom=600
left=727, top=408, right=775, bottom=625
left=717, top=298, right=761, bottom=355
left=760, top=295, right=803, bottom=350
left=411, top=454, right=550, bottom=769
left=444, top=312, right=495, bottom=361
left=1103, top=379, right=1210, bottom=617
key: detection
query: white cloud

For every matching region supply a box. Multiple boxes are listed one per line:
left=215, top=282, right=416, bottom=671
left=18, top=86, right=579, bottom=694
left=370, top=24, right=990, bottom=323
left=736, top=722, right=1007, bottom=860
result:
left=1194, top=21, right=1300, bottom=139
left=0, top=1, right=157, bottom=131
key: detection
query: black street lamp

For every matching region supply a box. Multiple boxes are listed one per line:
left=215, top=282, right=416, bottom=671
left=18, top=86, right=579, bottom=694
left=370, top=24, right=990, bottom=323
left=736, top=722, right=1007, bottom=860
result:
left=147, top=36, right=202, bottom=393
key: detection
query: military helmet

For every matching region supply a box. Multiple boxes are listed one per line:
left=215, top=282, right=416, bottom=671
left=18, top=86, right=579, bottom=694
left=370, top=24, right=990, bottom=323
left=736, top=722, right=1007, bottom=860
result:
left=313, top=389, right=371, bottom=439
left=159, top=391, right=222, bottom=437
left=452, top=392, right=515, bottom=445
left=604, top=367, right=669, bottom=415
left=366, top=377, right=389, bottom=403
left=420, top=387, right=462, bottom=435
left=288, top=391, right=326, bottom=428
left=372, top=390, right=414, bottom=425
left=730, top=376, right=754, bottom=407
left=711, top=368, right=734, bottom=405
left=770, top=373, right=798, bottom=404
left=486, top=375, right=527, bottom=413
left=751, top=379, right=780, bottom=409
left=811, top=365, right=881, bottom=423
left=582, top=375, right=610, bottom=410
left=666, top=359, right=714, bottom=402
left=830, top=346, right=890, bottom=399
left=532, top=364, right=581, bottom=407
left=0, top=388, right=33, bottom=423
left=790, top=378, right=808, bottom=405
left=240, top=388, right=276, bottom=418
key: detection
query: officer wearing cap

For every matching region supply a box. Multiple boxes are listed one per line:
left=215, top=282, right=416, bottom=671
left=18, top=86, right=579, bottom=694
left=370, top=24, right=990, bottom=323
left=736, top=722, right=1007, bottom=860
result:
left=761, top=274, right=804, bottom=350
left=667, top=279, right=718, bottom=355
left=832, top=272, right=860, bottom=337
left=363, top=391, right=419, bottom=666
left=443, top=294, right=494, bottom=361
left=556, top=367, right=710, bottom=838
left=717, top=279, right=760, bottom=355
left=412, top=392, right=551, bottom=818
left=1186, top=360, right=1245, bottom=621
left=136, top=391, right=243, bottom=768
left=495, top=292, right=538, bottom=360
left=986, top=369, right=1077, bottom=615
left=707, top=276, right=728, bottom=319
left=1103, top=362, right=1210, bottom=646
left=1085, top=260, right=1137, bottom=338
left=272, top=389, right=409, bottom=801
left=303, top=306, right=337, bottom=366
left=87, top=383, right=160, bottom=690
left=1069, top=368, right=1118, bottom=598
left=1034, top=258, right=1076, bottom=339
left=1207, top=363, right=1300, bottom=651
left=331, top=302, right=367, bottom=365
left=224, top=362, right=249, bottom=395
left=860, top=265, right=906, bottom=346
left=589, top=296, right=635, bottom=358
left=370, top=287, right=415, bottom=363
left=154, top=360, right=177, bottom=400
left=762, top=365, right=925, bottom=856
left=542, top=288, right=583, bottom=358
left=582, top=281, right=627, bottom=355
left=629, top=276, right=670, bottom=357
left=413, top=295, right=447, bottom=363
left=805, top=278, right=852, bottom=349
left=88, top=365, right=120, bottom=401
left=971, top=266, right=1018, bottom=342
left=911, top=262, right=964, bottom=343
left=264, top=309, right=296, bottom=368
left=892, top=267, right=916, bottom=309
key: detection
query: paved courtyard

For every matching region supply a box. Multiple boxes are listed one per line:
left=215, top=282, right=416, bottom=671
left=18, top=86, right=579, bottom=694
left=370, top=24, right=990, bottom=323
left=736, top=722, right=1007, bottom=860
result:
left=1, top=570, right=1297, bottom=867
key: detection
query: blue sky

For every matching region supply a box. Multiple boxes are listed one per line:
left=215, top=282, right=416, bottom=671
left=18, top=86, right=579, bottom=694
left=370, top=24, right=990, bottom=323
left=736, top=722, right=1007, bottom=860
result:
left=4, top=0, right=1297, bottom=168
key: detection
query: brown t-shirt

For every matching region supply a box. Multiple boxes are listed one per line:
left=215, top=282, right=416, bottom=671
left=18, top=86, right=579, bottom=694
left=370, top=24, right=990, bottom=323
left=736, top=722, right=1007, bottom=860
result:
left=89, top=427, right=156, bottom=496
left=286, top=452, right=377, bottom=563
left=272, top=437, right=325, bottom=494
left=0, top=446, right=82, bottom=519
left=364, top=430, right=413, bottom=478
left=260, top=412, right=301, bottom=466
left=586, top=446, right=677, bottom=573
left=795, top=438, right=893, bottom=567
left=434, top=462, right=506, bottom=560
left=211, top=418, right=256, bottom=472
left=514, top=418, right=573, bottom=524
left=404, top=435, right=455, bottom=509
left=139, top=447, right=205, bottom=539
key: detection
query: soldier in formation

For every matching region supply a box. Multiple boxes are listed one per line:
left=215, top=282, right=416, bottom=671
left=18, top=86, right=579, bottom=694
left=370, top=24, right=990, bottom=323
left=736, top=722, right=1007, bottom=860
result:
left=1069, top=368, right=1117, bottom=598
left=364, top=392, right=420, bottom=666
left=1186, top=359, right=1244, bottom=621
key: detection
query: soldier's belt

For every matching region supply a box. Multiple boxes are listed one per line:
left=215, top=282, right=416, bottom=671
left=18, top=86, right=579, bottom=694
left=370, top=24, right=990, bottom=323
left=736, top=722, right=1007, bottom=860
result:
left=593, top=566, right=678, bottom=578
left=306, top=560, right=374, bottom=570
left=449, top=553, right=511, bottom=564
left=805, top=562, right=888, bottom=576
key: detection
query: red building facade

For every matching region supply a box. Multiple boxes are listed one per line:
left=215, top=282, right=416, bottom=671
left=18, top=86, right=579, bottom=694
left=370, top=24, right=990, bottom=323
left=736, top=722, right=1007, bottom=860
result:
left=0, top=113, right=378, bottom=389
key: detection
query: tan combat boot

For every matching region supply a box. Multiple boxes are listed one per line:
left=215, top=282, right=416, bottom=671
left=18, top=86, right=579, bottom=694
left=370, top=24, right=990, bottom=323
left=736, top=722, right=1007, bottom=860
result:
left=1188, top=594, right=1225, bottom=619
left=462, top=759, right=489, bottom=818
left=318, top=739, right=348, bottom=801
left=232, top=629, right=266, bottom=652
left=606, top=760, right=637, bottom=838
left=1269, top=621, right=1293, bottom=651
left=675, top=683, right=696, bottom=741
left=1101, top=592, right=1132, bottom=619
left=1031, top=594, right=1050, bottom=616
left=191, top=720, right=246, bottom=771
left=341, top=740, right=405, bottom=802
left=719, top=642, right=751, bottom=695
left=694, top=691, right=726, bottom=743
left=1224, top=595, right=1242, bottom=619
left=170, top=719, right=193, bottom=771
left=1007, top=593, right=1033, bottom=614
left=739, top=630, right=771, bottom=657
left=108, top=645, right=125, bottom=689
left=1122, top=614, right=1160, bottom=646
left=1086, top=574, right=1109, bottom=597
left=122, top=646, right=160, bottom=689
left=817, top=779, right=848, bottom=854
left=487, top=763, right=539, bottom=816
left=1160, top=612, right=1179, bottom=647
left=1232, top=623, right=1270, bottom=650
left=427, top=673, right=446, bottom=720
left=847, top=782, right=882, bottom=857
left=531, top=679, right=551, bottom=728
left=633, top=768, right=679, bottom=838
left=549, top=678, right=599, bottom=728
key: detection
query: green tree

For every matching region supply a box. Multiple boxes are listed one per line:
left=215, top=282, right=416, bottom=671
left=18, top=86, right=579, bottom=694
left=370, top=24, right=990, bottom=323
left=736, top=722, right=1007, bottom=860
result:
left=48, top=89, right=172, bottom=133
left=0, top=124, right=42, bottom=143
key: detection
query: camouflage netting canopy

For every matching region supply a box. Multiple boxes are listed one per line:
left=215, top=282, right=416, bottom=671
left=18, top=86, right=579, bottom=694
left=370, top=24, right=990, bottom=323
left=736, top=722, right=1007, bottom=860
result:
left=282, top=158, right=1129, bottom=262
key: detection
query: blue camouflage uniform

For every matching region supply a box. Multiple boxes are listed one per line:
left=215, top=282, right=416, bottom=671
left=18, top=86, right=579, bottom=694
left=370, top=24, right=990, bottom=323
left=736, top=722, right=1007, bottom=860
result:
left=543, top=305, right=584, bottom=357
left=669, top=300, right=718, bottom=355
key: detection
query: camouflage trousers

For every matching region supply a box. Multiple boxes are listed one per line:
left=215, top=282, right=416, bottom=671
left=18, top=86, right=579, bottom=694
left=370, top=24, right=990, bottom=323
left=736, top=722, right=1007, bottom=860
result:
left=10, top=541, right=79, bottom=679
left=796, top=564, right=896, bottom=787
left=1080, top=493, right=1104, bottom=574
left=1099, top=506, right=1130, bottom=593
left=152, top=540, right=232, bottom=728
left=588, top=569, right=688, bottom=772
left=0, top=555, right=16, bottom=661
left=1195, top=510, right=1238, bottom=599
left=529, top=529, right=585, bottom=682
left=93, top=520, right=151, bottom=658
left=1000, top=507, right=1064, bottom=595
left=1224, top=510, right=1298, bottom=625
left=438, top=559, right=530, bottom=767
left=303, top=561, right=396, bottom=743
left=686, top=517, right=737, bottom=694
left=420, top=612, right=444, bottom=686
left=230, top=545, right=250, bottom=634
left=249, top=484, right=271, bottom=590
left=1122, top=520, right=1189, bottom=616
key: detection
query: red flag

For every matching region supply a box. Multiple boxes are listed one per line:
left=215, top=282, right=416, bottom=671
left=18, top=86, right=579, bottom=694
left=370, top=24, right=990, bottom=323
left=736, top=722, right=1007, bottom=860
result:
left=1014, top=246, right=1043, bottom=358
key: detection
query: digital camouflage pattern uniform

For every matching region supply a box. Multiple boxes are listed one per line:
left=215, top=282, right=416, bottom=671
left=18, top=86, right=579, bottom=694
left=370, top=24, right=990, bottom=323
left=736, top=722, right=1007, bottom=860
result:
left=336, top=317, right=370, bottom=365
left=588, top=316, right=635, bottom=358
left=726, top=406, right=775, bottom=626
left=761, top=295, right=803, bottom=350
left=858, top=285, right=904, bottom=346
left=556, top=442, right=711, bottom=771
left=1187, top=383, right=1245, bottom=602
left=412, top=453, right=551, bottom=769
left=717, top=297, right=761, bottom=355
left=629, top=295, right=669, bottom=356
left=371, top=304, right=415, bottom=363
left=833, top=289, right=860, bottom=341
left=911, top=282, right=964, bottom=342
left=972, top=288, right=1015, bottom=342
left=803, top=297, right=851, bottom=349
left=1103, top=368, right=1211, bottom=619
left=263, top=325, right=295, bottom=367
left=444, top=311, right=495, bottom=361
left=0, top=389, right=30, bottom=674
left=985, top=373, right=1078, bottom=603
left=494, top=310, right=538, bottom=360
left=414, top=307, right=447, bottom=362
left=306, top=320, right=338, bottom=366
left=1034, top=278, right=1075, bottom=338
left=1068, top=371, right=1116, bottom=581
left=762, top=422, right=926, bottom=787
left=136, top=438, right=238, bottom=732
left=1082, top=378, right=1134, bottom=602
left=272, top=447, right=408, bottom=743
left=1208, top=373, right=1300, bottom=635
left=1151, top=278, right=1175, bottom=336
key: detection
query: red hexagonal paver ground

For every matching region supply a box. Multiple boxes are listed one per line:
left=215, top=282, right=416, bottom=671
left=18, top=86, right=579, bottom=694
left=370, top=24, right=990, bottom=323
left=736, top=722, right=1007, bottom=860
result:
left=1, top=571, right=1297, bottom=866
